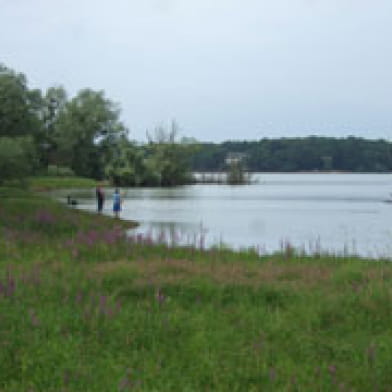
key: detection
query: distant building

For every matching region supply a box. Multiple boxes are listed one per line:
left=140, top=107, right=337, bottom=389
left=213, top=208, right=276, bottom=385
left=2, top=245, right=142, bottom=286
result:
left=225, top=152, right=247, bottom=166
left=321, top=155, right=333, bottom=170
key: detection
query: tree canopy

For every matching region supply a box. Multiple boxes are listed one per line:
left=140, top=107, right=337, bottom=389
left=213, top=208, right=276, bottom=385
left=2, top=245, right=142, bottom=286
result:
left=53, top=88, right=127, bottom=178
left=0, top=63, right=193, bottom=186
left=0, top=64, right=42, bottom=138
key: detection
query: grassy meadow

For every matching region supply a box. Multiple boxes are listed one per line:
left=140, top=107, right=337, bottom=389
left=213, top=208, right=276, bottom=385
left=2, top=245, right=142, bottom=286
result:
left=1, top=186, right=392, bottom=391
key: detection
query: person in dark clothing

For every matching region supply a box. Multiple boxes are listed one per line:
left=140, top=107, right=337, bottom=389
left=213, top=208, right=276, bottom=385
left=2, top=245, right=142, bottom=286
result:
left=96, top=185, right=105, bottom=213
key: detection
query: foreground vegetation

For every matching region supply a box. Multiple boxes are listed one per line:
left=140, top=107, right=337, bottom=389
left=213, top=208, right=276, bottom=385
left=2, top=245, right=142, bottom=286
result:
left=1, top=188, right=392, bottom=391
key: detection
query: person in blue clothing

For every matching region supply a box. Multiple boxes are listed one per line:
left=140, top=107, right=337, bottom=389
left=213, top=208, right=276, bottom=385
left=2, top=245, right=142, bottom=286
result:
left=113, top=188, right=122, bottom=218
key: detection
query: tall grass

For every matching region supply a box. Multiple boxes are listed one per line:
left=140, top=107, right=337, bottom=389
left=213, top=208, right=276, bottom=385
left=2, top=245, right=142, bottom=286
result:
left=1, top=188, right=391, bottom=391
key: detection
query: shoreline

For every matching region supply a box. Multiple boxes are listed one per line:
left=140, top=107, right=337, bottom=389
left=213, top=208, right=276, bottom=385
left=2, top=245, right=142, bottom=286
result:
left=38, top=177, right=392, bottom=260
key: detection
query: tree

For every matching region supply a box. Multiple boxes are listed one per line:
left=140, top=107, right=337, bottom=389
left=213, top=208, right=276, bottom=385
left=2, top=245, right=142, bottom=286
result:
left=145, top=121, right=194, bottom=186
left=0, top=64, right=42, bottom=138
left=105, top=137, right=154, bottom=186
left=106, top=120, right=196, bottom=187
left=36, top=86, right=68, bottom=167
left=0, top=64, right=42, bottom=182
left=54, top=89, right=127, bottom=178
left=0, top=136, right=37, bottom=184
left=190, top=137, right=392, bottom=173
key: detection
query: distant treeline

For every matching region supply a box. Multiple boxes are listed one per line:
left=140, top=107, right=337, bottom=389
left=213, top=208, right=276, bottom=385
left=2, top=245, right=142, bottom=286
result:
left=190, top=137, right=392, bottom=172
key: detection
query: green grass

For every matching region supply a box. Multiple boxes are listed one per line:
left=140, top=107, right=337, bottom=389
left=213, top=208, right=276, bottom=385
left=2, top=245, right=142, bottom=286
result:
left=1, top=187, right=392, bottom=391
left=28, top=176, right=99, bottom=191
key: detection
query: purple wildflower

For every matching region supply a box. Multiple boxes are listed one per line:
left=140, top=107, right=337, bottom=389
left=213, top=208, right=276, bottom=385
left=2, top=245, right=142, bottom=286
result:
left=269, top=367, right=277, bottom=382
left=328, top=365, right=336, bottom=376
left=156, top=288, right=166, bottom=305
left=6, top=276, right=15, bottom=297
left=118, top=368, right=132, bottom=391
left=0, top=272, right=16, bottom=298
left=328, top=364, right=337, bottom=384
left=35, top=210, right=56, bottom=225
left=29, top=309, right=40, bottom=327
left=367, top=343, right=377, bottom=364
left=99, top=295, right=107, bottom=313
left=75, top=291, right=83, bottom=304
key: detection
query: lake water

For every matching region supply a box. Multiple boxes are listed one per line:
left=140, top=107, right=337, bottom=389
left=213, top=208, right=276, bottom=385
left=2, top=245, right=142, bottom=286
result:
left=50, top=173, right=392, bottom=258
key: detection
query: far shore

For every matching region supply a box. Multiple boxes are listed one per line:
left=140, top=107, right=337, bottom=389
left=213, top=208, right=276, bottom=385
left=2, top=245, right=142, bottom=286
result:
left=27, top=171, right=392, bottom=191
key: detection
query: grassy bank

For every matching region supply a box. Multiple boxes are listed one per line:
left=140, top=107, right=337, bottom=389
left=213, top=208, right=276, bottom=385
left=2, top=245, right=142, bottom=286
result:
left=1, top=188, right=392, bottom=391
left=28, top=176, right=99, bottom=191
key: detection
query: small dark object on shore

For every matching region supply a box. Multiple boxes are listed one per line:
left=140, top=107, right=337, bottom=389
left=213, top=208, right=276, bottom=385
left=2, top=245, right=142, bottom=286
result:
left=67, top=195, right=78, bottom=206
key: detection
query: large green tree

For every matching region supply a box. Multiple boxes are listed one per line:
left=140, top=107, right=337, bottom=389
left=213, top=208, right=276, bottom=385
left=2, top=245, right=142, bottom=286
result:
left=105, top=121, right=196, bottom=187
left=105, top=137, right=155, bottom=186
left=54, top=89, right=127, bottom=178
left=0, top=64, right=42, bottom=137
left=0, top=64, right=42, bottom=183
left=0, top=136, right=37, bottom=185
left=145, top=121, right=194, bottom=186
left=36, top=86, right=68, bottom=167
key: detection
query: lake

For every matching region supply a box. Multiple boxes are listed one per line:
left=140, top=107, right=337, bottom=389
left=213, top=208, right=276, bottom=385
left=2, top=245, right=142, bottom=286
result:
left=49, top=173, right=392, bottom=258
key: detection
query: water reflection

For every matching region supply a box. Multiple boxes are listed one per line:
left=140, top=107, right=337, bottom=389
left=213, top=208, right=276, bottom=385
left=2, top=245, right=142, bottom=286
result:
left=48, top=173, right=392, bottom=258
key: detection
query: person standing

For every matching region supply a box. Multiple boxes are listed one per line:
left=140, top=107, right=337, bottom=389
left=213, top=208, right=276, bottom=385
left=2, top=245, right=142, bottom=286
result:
left=96, top=185, right=105, bottom=213
left=113, top=188, right=122, bottom=218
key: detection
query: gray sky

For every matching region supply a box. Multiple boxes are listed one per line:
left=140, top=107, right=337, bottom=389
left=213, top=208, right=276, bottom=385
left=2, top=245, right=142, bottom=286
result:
left=1, top=0, right=392, bottom=142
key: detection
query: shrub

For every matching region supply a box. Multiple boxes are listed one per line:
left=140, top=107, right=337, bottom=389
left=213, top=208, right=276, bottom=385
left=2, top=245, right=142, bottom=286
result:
left=0, top=136, right=37, bottom=185
left=47, top=165, right=75, bottom=177
left=226, top=161, right=250, bottom=185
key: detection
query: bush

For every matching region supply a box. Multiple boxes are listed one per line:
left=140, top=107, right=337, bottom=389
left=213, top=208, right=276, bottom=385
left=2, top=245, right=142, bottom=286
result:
left=0, top=136, right=36, bottom=185
left=47, top=165, right=75, bottom=177
left=226, top=161, right=250, bottom=185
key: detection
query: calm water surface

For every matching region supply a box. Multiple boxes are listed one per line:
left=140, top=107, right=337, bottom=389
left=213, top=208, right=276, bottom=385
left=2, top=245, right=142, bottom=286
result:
left=50, top=173, right=392, bottom=258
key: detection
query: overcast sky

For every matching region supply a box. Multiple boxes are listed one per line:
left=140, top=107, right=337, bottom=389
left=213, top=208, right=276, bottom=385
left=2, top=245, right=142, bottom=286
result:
left=1, top=0, right=392, bottom=142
